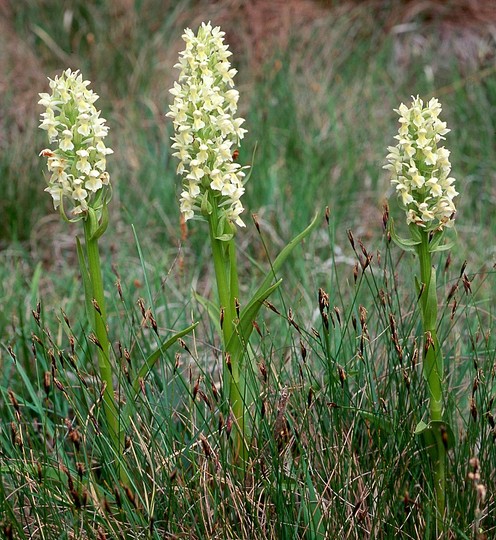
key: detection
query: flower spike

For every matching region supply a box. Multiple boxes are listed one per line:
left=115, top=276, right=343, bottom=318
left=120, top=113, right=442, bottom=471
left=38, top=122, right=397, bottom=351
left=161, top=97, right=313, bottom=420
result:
left=167, top=22, right=248, bottom=227
left=39, top=68, right=113, bottom=220
left=384, top=96, right=458, bottom=232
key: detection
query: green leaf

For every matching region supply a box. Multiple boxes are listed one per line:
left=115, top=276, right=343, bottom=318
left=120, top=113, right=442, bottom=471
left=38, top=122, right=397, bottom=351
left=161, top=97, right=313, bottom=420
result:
left=428, top=229, right=456, bottom=253
left=214, top=214, right=235, bottom=242
left=414, top=275, right=421, bottom=296
left=415, top=420, right=438, bottom=459
left=388, top=218, right=421, bottom=252
left=414, top=420, right=429, bottom=435
left=90, top=201, right=109, bottom=240
left=430, top=241, right=454, bottom=253
left=252, top=210, right=321, bottom=303
left=359, top=410, right=393, bottom=434
left=200, top=192, right=213, bottom=216
left=408, top=222, right=423, bottom=243
left=226, top=280, right=282, bottom=377
left=415, top=419, right=455, bottom=457
left=215, top=233, right=234, bottom=242
left=226, top=210, right=321, bottom=368
left=216, top=215, right=226, bottom=238
left=86, top=207, right=98, bottom=237
left=428, top=236, right=454, bottom=253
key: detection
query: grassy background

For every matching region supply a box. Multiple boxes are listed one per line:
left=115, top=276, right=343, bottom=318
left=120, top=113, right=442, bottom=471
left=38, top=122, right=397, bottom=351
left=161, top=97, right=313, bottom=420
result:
left=1, top=0, right=496, bottom=538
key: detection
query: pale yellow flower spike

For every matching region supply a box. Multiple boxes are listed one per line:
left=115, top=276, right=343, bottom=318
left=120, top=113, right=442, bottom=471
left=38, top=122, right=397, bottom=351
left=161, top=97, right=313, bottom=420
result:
left=167, top=22, right=248, bottom=227
left=39, top=69, right=113, bottom=219
left=384, top=96, right=458, bottom=232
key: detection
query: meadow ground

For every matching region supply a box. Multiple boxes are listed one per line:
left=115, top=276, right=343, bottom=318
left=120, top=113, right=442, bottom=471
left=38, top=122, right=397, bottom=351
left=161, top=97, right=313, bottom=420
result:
left=1, top=1, right=496, bottom=538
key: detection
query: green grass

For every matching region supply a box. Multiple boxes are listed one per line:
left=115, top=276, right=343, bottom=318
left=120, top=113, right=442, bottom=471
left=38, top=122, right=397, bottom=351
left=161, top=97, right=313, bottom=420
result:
left=1, top=1, right=496, bottom=538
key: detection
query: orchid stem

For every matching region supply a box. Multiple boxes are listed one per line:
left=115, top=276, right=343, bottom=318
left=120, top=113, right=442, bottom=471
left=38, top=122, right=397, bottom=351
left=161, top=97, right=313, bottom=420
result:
left=83, top=217, right=127, bottom=483
left=417, top=231, right=446, bottom=536
left=208, top=211, right=247, bottom=463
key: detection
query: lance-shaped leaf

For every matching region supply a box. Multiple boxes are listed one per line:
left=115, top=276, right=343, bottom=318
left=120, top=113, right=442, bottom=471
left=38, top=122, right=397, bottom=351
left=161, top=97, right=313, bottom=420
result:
left=88, top=203, right=109, bottom=241
left=131, top=322, right=198, bottom=395
left=192, top=290, right=222, bottom=335
left=428, top=229, right=455, bottom=253
left=226, top=211, right=321, bottom=373
left=388, top=218, right=421, bottom=252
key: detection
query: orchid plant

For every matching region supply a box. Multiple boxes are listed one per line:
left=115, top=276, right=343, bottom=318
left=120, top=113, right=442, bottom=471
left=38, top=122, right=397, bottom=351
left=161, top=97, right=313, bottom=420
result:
left=385, top=95, right=458, bottom=534
left=39, top=69, right=196, bottom=481
left=39, top=69, right=121, bottom=461
left=168, top=22, right=319, bottom=461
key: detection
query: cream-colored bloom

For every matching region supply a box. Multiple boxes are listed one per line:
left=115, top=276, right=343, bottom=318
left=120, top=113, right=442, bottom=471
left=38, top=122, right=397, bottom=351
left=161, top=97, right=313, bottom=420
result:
left=384, top=96, right=458, bottom=231
left=39, top=68, right=112, bottom=218
left=85, top=169, right=103, bottom=192
left=76, top=149, right=91, bottom=175
left=167, top=22, right=248, bottom=227
left=60, top=129, right=74, bottom=151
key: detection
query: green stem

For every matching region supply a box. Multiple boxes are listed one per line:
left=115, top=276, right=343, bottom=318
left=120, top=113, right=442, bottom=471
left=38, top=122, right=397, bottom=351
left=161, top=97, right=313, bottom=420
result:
left=207, top=215, right=247, bottom=461
left=208, top=218, right=233, bottom=362
left=83, top=218, right=123, bottom=475
left=227, top=237, right=248, bottom=461
left=417, top=231, right=446, bottom=536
